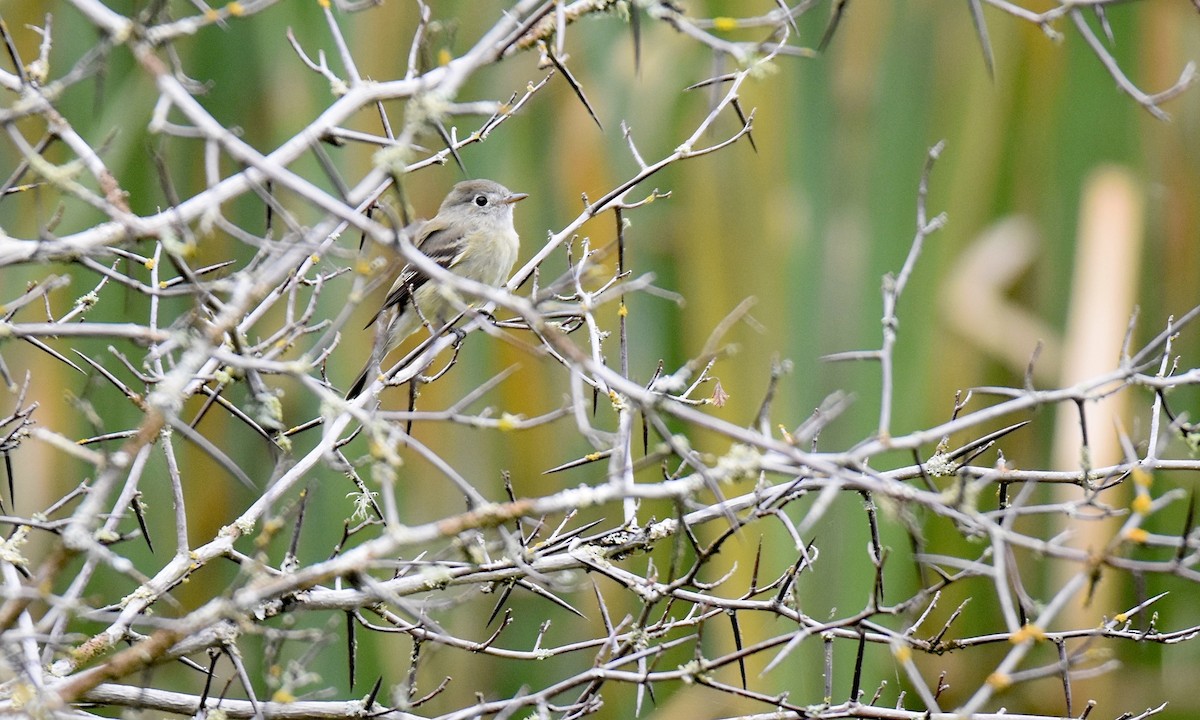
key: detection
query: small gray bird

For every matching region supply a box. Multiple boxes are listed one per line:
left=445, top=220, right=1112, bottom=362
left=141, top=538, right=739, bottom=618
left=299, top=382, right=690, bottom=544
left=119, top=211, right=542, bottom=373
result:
left=346, top=179, right=527, bottom=399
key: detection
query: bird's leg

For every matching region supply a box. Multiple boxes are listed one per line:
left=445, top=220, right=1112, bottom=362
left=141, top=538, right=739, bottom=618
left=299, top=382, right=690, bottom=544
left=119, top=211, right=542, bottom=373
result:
left=433, top=313, right=468, bottom=345
left=475, top=307, right=498, bottom=326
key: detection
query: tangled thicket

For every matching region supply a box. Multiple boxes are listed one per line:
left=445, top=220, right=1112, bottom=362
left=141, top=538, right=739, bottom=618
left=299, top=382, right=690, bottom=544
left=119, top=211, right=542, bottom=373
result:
left=0, top=2, right=1198, bottom=719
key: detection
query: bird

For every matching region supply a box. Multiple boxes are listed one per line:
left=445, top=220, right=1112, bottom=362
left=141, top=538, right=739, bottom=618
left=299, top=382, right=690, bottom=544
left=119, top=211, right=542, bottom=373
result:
left=346, top=179, right=528, bottom=399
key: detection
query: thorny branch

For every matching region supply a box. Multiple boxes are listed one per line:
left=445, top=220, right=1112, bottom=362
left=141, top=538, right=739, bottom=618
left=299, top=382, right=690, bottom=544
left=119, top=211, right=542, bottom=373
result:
left=0, top=2, right=1196, bottom=720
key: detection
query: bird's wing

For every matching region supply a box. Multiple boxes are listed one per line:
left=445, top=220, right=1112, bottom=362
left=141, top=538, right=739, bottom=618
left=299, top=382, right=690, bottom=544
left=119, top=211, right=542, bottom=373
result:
left=364, top=223, right=467, bottom=328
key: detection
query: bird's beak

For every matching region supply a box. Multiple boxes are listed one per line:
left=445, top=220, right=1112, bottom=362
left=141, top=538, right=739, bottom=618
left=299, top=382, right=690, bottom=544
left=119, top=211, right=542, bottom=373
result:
left=504, top=192, right=529, bottom=204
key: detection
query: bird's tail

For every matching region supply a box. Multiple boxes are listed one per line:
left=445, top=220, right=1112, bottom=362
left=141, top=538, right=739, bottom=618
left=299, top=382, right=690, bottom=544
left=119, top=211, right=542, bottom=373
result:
left=345, top=360, right=372, bottom=399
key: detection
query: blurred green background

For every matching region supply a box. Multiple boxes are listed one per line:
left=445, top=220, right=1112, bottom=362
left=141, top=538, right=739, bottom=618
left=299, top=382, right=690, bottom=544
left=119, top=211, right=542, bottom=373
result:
left=2, top=1, right=1200, bottom=717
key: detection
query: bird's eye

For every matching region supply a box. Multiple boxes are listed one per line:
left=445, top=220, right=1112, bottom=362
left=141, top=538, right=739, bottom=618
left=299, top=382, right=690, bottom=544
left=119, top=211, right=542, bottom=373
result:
left=474, top=195, right=488, bottom=207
